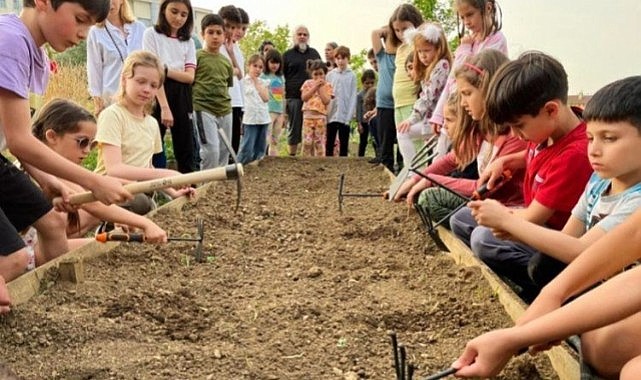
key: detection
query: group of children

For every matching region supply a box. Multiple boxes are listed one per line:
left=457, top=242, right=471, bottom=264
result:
left=1, top=0, right=641, bottom=378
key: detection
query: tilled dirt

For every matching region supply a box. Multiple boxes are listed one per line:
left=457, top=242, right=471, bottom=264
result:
left=0, top=157, right=557, bottom=379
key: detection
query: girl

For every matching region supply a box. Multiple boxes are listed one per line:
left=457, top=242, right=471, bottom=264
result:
left=237, top=54, right=271, bottom=165
left=260, top=48, right=286, bottom=156
left=30, top=99, right=167, bottom=254
left=389, top=4, right=424, bottom=160
left=94, top=50, right=195, bottom=201
left=395, top=50, right=525, bottom=224
left=396, top=22, right=452, bottom=167
left=430, top=0, right=507, bottom=157
left=142, top=0, right=197, bottom=173
left=87, top=0, right=145, bottom=115
left=300, top=59, right=333, bottom=157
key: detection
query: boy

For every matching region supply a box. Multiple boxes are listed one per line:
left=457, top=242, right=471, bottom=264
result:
left=192, top=14, right=234, bottom=169
left=218, top=5, right=245, bottom=156
left=454, top=77, right=641, bottom=377
left=356, top=69, right=377, bottom=157
left=325, top=45, right=357, bottom=157
left=450, top=52, right=593, bottom=301
left=367, top=48, right=378, bottom=72
left=0, top=0, right=132, bottom=311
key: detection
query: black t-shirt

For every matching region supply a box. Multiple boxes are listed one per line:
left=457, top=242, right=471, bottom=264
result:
left=283, top=46, right=321, bottom=99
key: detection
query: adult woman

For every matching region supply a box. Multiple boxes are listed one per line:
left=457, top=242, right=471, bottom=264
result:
left=87, top=0, right=145, bottom=115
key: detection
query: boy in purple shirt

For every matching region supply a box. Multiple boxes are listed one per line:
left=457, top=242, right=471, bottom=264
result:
left=0, top=0, right=132, bottom=313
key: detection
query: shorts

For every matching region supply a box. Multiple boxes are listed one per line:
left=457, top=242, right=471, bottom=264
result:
left=0, top=155, right=52, bottom=256
left=286, top=98, right=304, bottom=145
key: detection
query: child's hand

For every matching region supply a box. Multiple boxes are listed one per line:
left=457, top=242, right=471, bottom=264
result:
left=90, top=175, right=133, bottom=206
left=452, top=328, right=522, bottom=378
left=161, top=106, right=174, bottom=128
left=468, top=199, right=511, bottom=230
left=460, top=34, right=475, bottom=45
left=430, top=122, right=442, bottom=135
left=397, top=120, right=411, bottom=134
left=357, top=123, right=364, bottom=134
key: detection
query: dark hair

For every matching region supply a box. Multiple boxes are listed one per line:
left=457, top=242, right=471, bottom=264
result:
left=264, top=49, right=283, bottom=76
left=364, top=87, right=377, bottom=111
left=306, top=59, right=327, bottom=74
left=155, top=0, right=194, bottom=41
left=218, top=5, right=241, bottom=24
left=201, top=13, right=224, bottom=31
left=388, top=4, right=424, bottom=47
left=583, top=76, right=641, bottom=130
left=32, top=99, right=96, bottom=142
left=361, top=69, right=376, bottom=84
left=237, top=7, right=249, bottom=24
left=334, top=45, right=351, bottom=59
left=259, top=40, right=274, bottom=54
left=367, top=48, right=375, bottom=59
left=455, top=0, right=502, bottom=39
left=487, top=51, right=568, bottom=125
left=24, top=0, right=109, bottom=22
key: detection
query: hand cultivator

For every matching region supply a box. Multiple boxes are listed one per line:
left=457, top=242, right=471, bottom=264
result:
left=411, top=170, right=511, bottom=251
left=96, top=218, right=207, bottom=262
left=337, top=173, right=385, bottom=212
left=387, top=135, right=440, bottom=202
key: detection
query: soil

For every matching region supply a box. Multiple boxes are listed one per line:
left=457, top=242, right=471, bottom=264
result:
left=0, top=157, right=557, bottom=380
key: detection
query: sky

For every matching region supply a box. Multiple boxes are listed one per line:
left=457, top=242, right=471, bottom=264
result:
left=191, top=0, right=641, bottom=95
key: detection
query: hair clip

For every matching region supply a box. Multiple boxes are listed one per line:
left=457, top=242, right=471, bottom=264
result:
left=402, top=26, right=418, bottom=45
left=464, top=62, right=484, bottom=76
left=420, top=24, right=442, bottom=44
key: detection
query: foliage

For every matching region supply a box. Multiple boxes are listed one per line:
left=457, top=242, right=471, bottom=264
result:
left=51, top=41, right=88, bottom=67
left=239, top=20, right=291, bottom=60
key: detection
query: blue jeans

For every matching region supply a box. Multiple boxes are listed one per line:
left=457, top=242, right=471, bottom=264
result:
left=237, top=124, right=268, bottom=165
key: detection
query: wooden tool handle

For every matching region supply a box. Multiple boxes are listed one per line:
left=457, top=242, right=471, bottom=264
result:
left=65, top=164, right=243, bottom=206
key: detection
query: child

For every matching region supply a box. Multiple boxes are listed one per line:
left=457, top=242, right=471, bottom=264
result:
left=389, top=4, right=424, bottom=167
left=356, top=69, right=376, bottom=157
left=465, top=74, right=641, bottom=286
left=32, top=99, right=167, bottom=252
left=450, top=51, right=593, bottom=301
left=367, top=48, right=378, bottom=72
left=396, top=22, right=452, bottom=167
left=431, top=0, right=507, bottom=158
left=236, top=54, right=271, bottom=164
left=143, top=0, right=197, bottom=173
left=94, top=50, right=195, bottom=201
left=0, top=0, right=131, bottom=312
left=192, top=14, right=234, bottom=170
left=218, top=5, right=245, bottom=156
left=300, top=59, right=333, bottom=157
left=370, top=24, right=399, bottom=169
left=326, top=46, right=358, bottom=157
left=261, top=49, right=285, bottom=156
left=87, top=0, right=145, bottom=115
left=394, top=50, right=525, bottom=223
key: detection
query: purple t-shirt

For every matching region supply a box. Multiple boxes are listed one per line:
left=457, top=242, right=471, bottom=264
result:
left=0, top=14, right=49, bottom=150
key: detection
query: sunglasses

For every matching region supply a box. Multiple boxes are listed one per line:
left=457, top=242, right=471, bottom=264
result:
left=74, top=137, right=97, bottom=150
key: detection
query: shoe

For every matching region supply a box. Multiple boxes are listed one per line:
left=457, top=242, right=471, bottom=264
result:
left=95, top=221, right=115, bottom=234
left=368, top=158, right=380, bottom=164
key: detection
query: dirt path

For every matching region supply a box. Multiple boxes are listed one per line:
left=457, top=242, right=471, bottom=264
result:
left=0, top=157, right=556, bottom=379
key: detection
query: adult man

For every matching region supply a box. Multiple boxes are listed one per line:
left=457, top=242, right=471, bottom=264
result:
left=283, top=25, right=321, bottom=156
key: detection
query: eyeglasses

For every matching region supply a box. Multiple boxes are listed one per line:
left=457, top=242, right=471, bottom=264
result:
left=74, top=137, right=97, bottom=150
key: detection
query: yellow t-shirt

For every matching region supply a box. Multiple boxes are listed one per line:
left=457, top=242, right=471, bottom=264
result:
left=94, top=103, right=162, bottom=174
left=392, top=43, right=419, bottom=109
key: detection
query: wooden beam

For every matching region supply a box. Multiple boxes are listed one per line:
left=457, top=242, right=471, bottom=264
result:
left=436, top=226, right=580, bottom=380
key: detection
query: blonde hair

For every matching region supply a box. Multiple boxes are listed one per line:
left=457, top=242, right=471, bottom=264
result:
left=97, top=0, right=136, bottom=27
left=117, top=51, right=165, bottom=114
left=412, top=22, right=452, bottom=85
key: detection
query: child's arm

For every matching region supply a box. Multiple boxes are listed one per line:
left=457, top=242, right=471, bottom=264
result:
left=479, top=150, right=527, bottom=190
left=300, top=81, right=315, bottom=102
left=453, top=263, right=641, bottom=378
left=255, top=78, right=269, bottom=103
left=371, top=26, right=387, bottom=54
left=225, top=41, right=242, bottom=80
left=166, top=66, right=195, bottom=85
left=86, top=29, right=105, bottom=114
left=318, top=82, right=332, bottom=105
left=468, top=199, right=592, bottom=263
left=1, top=92, right=131, bottom=205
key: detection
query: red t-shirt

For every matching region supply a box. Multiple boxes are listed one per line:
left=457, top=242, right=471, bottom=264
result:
left=523, top=122, right=592, bottom=230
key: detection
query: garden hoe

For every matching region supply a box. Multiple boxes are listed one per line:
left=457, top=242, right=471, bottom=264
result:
left=96, top=218, right=207, bottom=262
left=337, top=173, right=384, bottom=212
left=387, top=134, right=440, bottom=202
left=410, top=170, right=512, bottom=252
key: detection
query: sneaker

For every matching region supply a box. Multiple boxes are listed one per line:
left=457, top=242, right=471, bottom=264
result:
left=95, top=221, right=115, bottom=235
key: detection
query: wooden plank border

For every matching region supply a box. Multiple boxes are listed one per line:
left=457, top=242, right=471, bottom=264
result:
left=437, top=226, right=580, bottom=380
left=7, top=183, right=212, bottom=306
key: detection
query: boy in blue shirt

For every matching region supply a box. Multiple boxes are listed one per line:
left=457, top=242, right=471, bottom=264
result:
left=0, top=0, right=132, bottom=312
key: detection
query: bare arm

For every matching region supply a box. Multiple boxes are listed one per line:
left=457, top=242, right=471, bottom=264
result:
left=167, top=66, right=195, bottom=84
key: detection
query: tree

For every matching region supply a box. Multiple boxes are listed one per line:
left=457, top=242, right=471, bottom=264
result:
left=239, top=20, right=291, bottom=59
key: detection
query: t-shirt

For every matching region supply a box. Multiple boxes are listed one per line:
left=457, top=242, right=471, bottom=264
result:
left=193, top=50, right=233, bottom=117
left=524, top=122, right=592, bottom=230
left=572, top=173, right=641, bottom=232
left=241, top=76, right=271, bottom=125
left=283, top=46, right=321, bottom=99
left=261, top=73, right=285, bottom=114
left=375, top=49, right=395, bottom=109
left=0, top=14, right=49, bottom=151
left=142, top=27, right=196, bottom=72
left=326, top=67, right=357, bottom=124
left=94, top=104, right=162, bottom=174
left=301, top=80, right=333, bottom=117
left=392, top=43, right=419, bottom=109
